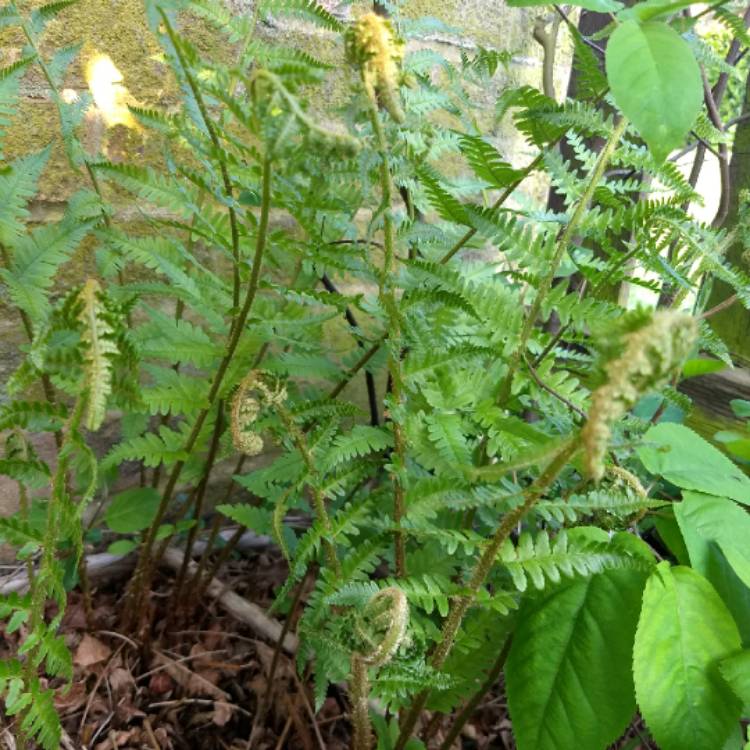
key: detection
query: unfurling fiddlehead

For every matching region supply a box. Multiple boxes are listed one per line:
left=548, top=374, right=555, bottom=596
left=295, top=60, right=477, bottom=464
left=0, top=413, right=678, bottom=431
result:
left=230, top=370, right=287, bottom=456
left=582, top=311, right=698, bottom=480
left=346, top=8, right=409, bottom=575
left=350, top=587, right=409, bottom=750
left=345, top=12, right=405, bottom=123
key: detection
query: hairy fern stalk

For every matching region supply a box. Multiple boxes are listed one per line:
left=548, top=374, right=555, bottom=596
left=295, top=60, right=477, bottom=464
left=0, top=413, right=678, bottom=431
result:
left=1, top=0, right=750, bottom=749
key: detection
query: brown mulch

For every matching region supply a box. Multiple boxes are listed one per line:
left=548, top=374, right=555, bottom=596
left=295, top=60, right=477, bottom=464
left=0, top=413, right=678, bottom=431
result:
left=0, top=546, right=657, bottom=750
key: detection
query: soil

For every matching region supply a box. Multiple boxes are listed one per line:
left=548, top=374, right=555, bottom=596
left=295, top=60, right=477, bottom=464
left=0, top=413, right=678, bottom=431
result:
left=0, top=544, right=657, bottom=750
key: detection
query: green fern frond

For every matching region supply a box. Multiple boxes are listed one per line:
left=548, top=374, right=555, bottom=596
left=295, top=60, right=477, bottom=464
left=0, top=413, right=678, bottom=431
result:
left=134, top=307, right=223, bottom=367
left=20, top=679, right=61, bottom=750
left=217, top=503, right=273, bottom=535
left=0, top=455, right=50, bottom=489
left=78, top=279, right=119, bottom=431
left=128, top=105, right=180, bottom=134
left=0, top=663, right=61, bottom=748
left=183, top=0, right=248, bottom=38
left=0, top=5, right=22, bottom=27
left=0, top=592, right=32, bottom=620
left=30, top=0, right=79, bottom=25
left=102, top=422, right=190, bottom=470
left=20, top=625, right=72, bottom=680
left=259, top=0, right=344, bottom=31
left=141, top=365, right=210, bottom=416
left=416, top=167, right=472, bottom=225
left=1, top=205, right=96, bottom=323
left=0, top=148, right=50, bottom=245
left=325, top=425, right=393, bottom=467
left=374, top=659, right=455, bottom=707
left=424, top=411, right=472, bottom=466
left=0, top=516, right=43, bottom=548
left=496, top=86, right=561, bottom=147
left=0, top=57, right=36, bottom=155
left=455, top=132, right=522, bottom=189
left=404, top=344, right=492, bottom=382
left=498, top=529, right=654, bottom=592
left=329, top=573, right=454, bottom=617
left=535, top=489, right=667, bottom=523
left=569, top=26, right=607, bottom=100
left=90, top=162, right=197, bottom=216
left=713, top=7, right=750, bottom=47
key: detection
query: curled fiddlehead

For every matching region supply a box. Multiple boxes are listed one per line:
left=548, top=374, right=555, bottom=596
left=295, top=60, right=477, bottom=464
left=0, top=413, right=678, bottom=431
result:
left=230, top=370, right=287, bottom=457
left=350, top=587, right=409, bottom=750
left=582, top=310, right=697, bottom=480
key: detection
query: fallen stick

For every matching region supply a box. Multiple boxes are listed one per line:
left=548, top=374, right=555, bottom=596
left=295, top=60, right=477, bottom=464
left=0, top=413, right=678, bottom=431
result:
left=0, top=530, right=272, bottom=596
left=160, top=547, right=298, bottom=654
left=0, top=542, right=298, bottom=655
left=0, top=552, right=137, bottom=595
left=192, top=528, right=273, bottom=555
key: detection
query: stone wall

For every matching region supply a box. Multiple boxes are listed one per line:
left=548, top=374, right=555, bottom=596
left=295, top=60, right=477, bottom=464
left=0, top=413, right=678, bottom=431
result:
left=0, top=0, right=570, bottom=523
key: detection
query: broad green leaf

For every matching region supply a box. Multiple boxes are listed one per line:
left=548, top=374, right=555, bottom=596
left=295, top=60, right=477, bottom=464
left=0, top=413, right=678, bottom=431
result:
left=682, top=358, right=726, bottom=378
left=605, top=20, right=702, bottom=162
left=106, top=539, right=137, bottom=555
left=675, top=491, right=750, bottom=644
left=634, top=563, right=742, bottom=750
left=653, top=507, right=690, bottom=565
left=731, top=399, right=750, bottom=418
left=508, top=0, right=623, bottom=10
left=720, top=439, right=750, bottom=462
left=719, top=650, right=750, bottom=707
left=618, top=0, right=695, bottom=21
left=675, top=492, right=750, bottom=588
left=155, top=524, right=175, bottom=541
left=104, top=487, right=161, bottom=533
left=637, top=423, right=750, bottom=504
left=506, top=558, right=648, bottom=750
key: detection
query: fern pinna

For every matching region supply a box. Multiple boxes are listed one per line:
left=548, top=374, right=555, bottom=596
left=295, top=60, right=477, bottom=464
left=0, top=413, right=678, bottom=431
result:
left=1, top=0, right=750, bottom=748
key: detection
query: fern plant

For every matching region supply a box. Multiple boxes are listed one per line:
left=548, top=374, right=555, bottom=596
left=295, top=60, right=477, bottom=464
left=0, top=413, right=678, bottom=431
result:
left=2, top=0, right=750, bottom=748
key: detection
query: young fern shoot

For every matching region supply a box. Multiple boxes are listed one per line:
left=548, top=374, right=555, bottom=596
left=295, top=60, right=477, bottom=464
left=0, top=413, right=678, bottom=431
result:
left=347, top=12, right=409, bottom=577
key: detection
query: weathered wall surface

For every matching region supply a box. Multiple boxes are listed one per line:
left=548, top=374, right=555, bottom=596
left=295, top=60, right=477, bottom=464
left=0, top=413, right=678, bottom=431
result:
left=0, top=0, right=568, bottom=524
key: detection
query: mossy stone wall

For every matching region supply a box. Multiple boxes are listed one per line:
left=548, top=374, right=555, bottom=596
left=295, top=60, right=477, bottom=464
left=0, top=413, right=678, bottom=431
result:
left=0, top=0, right=568, bottom=528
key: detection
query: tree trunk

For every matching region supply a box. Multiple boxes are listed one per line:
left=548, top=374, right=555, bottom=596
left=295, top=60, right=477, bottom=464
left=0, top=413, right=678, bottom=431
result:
left=705, top=69, right=750, bottom=366
left=544, top=8, right=632, bottom=331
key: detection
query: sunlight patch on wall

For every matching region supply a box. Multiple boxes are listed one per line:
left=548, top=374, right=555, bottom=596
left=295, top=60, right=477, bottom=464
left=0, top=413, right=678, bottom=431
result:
left=85, top=53, right=139, bottom=130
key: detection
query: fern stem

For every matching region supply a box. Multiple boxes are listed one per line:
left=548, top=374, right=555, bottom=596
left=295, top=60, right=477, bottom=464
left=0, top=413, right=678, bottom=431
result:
left=366, top=90, right=407, bottom=577
left=496, top=117, right=628, bottom=407
left=328, top=340, right=382, bottom=399
left=533, top=238, right=644, bottom=368
left=394, top=437, right=579, bottom=750
left=0, top=244, right=63, bottom=449
left=248, top=69, right=360, bottom=154
left=185, top=256, right=303, bottom=591
left=16, top=467, right=38, bottom=721
left=21, top=395, right=87, bottom=748
left=351, top=655, right=373, bottom=750
left=437, top=635, right=512, bottom=750
left=147, top=8, right=261, bottom=496
left=277, top=406, right=341, bottom=576
left=170, top=401, right=226, bottom=614
left=126, top=156, right=273, bottom=630
left=159, top=9, right=242, bottom=311
left=320, top=273, right=380, bottom=426
left=324, top=127, right=577, bottom=403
